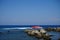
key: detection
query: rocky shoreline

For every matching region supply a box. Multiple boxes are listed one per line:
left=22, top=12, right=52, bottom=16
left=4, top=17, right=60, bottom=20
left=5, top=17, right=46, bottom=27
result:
left=24, top=27, right=60, bottom=40
left=0, top=27, right=60, bottom=40
left=24, top=29, right=52, bottom=40
left=45, top=27, right=60, bottom=32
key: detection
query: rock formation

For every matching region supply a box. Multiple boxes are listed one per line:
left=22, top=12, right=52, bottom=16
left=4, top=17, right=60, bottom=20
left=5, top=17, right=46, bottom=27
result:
left=24, top=29, right=52, bottom=40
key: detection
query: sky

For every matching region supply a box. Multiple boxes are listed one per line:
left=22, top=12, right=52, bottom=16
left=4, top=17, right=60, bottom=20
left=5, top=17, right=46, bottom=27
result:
left=0, top=0, right=60, bottom=25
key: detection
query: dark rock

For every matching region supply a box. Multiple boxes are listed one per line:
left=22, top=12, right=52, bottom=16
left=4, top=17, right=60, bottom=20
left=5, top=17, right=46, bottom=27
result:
left=34, top=33, right=42, bottom=39
left=58, top=38, right=60, bottom=40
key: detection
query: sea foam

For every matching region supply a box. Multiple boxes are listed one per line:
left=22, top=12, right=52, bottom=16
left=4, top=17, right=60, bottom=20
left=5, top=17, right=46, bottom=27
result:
left=2, top=27, right=32, bottom=30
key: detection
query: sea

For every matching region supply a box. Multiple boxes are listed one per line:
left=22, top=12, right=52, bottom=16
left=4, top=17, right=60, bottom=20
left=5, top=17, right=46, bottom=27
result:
left=0, top=25, right=60, bottom=40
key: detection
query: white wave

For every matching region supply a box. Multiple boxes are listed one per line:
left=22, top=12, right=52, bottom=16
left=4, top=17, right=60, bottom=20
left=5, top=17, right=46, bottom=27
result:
left=2, top=27, right=32, bottom=30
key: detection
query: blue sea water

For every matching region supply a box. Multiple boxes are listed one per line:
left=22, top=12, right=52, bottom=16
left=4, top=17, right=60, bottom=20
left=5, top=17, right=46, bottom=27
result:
left=0, top=25, right=60, bottom=40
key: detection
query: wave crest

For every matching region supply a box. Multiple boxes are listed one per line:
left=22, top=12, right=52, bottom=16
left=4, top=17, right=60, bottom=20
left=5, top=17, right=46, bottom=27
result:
left=2, top=27, right=32, bottom=30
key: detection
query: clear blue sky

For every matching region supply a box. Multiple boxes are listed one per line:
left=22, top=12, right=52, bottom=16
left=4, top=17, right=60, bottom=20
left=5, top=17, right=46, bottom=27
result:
left=0, top=0, right=60, bottom=25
